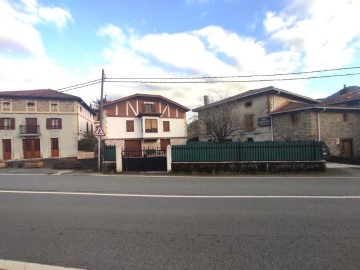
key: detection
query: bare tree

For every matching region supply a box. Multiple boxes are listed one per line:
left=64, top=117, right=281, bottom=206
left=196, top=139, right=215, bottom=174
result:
left=199, top=97, right=242, bottom=143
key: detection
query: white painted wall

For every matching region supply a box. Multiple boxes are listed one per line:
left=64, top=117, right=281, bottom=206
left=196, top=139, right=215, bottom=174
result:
left=105, top=117, right=186, bottom=139
left=0, top=113, right=78, bottom=160
left=77, top=103, right=95, bottom=138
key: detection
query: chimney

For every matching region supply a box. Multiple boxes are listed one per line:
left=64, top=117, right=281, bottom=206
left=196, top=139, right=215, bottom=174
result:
left=204, top=95, right=209, bottom=106
left=340, top=84, right=348, bottom=96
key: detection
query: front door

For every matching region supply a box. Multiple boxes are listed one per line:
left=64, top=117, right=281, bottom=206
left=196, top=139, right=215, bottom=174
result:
left=160, top=139, right=170, bottom=151
left=340, top=139, right=353, bottom=157
left=51, top=138, right=59, bottom=157
left=26, top=118, right=37, bottom=134
left=2, top=139, right=11, bottom=160
left=23, top=139, right=41, bottom=159
left=124, top=139, right=142, bottom=157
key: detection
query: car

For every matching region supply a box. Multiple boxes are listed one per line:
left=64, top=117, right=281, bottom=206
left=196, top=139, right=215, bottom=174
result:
left=322, top=142, right=331, bottom=160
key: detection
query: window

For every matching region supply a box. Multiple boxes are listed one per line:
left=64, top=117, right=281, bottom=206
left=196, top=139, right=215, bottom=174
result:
left=145, top=119, right=158, bottom=133
left=27, top=100, right=35, bottom=108
left=46, top=118, right=62, bottom=129
left=51, top=103, right=58, bottom=112
left=343, top=113, right=348, bottom=122
left=245, top=101, right=253, bottom=108
left=0, top=118, right=15, bottom=130
left=126, top=120, right=134, bottom=132
left=163, top=121, right=170, bottom=132
left=244, top=114, right=255, bottom=132
left=3, top=101, right=10, bottom=108
left=143, top=103, right=154, bottom=113
left=291, top=113, right=299, bottom=124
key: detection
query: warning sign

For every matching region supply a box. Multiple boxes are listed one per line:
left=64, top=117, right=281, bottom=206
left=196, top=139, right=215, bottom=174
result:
left=93, top=126, right=106, bottom=136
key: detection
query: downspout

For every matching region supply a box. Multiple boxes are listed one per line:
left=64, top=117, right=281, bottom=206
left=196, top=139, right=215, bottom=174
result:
left=270, top=115, right=274, bottom=141
left=270, top=90, right=280, bottom=141
left=317, top=108, right=326, bottom=141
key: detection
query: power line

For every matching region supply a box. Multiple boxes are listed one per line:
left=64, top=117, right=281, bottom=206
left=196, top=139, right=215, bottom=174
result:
left=105, top=66, right=360, bottom=80
left=56, top=79, right=101, bottom=91
left=104, top=71, right=360, bottom=84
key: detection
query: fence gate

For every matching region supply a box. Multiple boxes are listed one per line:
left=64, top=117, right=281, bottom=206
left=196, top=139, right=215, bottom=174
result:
left=122, top=148, right=167, bottom=172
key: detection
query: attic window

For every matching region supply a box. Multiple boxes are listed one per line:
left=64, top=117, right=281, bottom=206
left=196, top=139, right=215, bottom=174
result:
left=245, top=101, right=252, bottom=108
left=27, top=100, right=35, bottom=108
left=3, top=101, right=10, bottom=107
left=51, top=103, right=58, bottom=112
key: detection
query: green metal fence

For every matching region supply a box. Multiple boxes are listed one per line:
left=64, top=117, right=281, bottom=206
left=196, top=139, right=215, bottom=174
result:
left=104, top=145, right=116, bottom=161
left=172, top=141, right=323, bottom=162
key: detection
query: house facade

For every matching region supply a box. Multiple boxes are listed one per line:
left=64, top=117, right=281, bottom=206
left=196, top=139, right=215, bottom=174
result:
left=193, top=86, right=319, bottom=142
left=102, top=93, right=190, bottom=150
left=0, top=89, right=95, bottom=161
left=271, top=89, right=360, bottom=157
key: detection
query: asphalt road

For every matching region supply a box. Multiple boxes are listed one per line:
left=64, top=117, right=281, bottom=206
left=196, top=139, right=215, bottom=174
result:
left=1, top=172, right=360, bottom=269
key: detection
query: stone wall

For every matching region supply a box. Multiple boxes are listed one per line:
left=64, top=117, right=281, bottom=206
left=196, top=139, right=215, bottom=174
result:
left=59, top=101, right=75, bottom=112
left=273, top=110, right=360, bottom=157
left=37, top=100, right=49, bottom=112
left=273, top=110, right=315, bottom=141
left=12, top=99, right=26, bottom=111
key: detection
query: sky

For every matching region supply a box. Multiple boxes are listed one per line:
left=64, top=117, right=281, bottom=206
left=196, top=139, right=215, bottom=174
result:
left=1, top=0, right=360, bottom=110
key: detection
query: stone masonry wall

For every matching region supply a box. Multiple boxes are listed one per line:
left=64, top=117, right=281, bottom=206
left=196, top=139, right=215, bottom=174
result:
left=37, top=100, right=49, bottom=112
left=273, top=110, right=314, bottom=141
left=319, top=112, right=360, bottom=156
left=12, top=99, right=26, bottom=111
left=59, top=101, right=75, bottom=112
left=273, top=111, right=360, bottom=157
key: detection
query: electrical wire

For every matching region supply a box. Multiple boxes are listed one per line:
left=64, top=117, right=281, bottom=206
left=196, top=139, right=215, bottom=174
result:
left=105, top=66, right=360, bottom=80
left=104, top=71, right=360, bottom=84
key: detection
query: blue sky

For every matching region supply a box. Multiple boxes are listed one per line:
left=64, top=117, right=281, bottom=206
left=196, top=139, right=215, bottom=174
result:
left=1, top=0, right=360, bottom=109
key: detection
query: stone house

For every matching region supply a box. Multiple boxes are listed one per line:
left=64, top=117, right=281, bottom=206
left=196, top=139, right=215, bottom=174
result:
left=102, top=93, right=190, bottom=150
left=270, top=98, right=360, bottom=158
left=193, top=86, right=319, bottom=142
left=0, top=89, right=95, bottom=160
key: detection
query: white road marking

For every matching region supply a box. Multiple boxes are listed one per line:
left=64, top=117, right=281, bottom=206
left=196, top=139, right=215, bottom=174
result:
left=0, top=190, right=360, bottom=199
left=0, top=259, right=83, bottom=270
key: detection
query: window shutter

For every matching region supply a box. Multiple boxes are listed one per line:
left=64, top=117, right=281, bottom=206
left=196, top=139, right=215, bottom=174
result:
left=0, top=118, right=3, bottom=130
left=58, top=119, right=62, bottom=129
left=46, top=118, right=51, bottom=129
left=11, top=118, right=15, bottom=129
left=126, top=120, right=134, bottom=132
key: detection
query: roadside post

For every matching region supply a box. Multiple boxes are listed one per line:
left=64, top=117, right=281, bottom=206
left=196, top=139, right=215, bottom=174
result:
left=93, top=126, right=106, bottom=171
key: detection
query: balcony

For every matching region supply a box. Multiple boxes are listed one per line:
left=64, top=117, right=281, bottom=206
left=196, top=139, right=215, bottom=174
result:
left=19, top=125, right=40, bottom=136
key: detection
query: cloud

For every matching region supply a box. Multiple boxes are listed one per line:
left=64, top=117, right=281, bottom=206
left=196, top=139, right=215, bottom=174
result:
left=263, top=0, right=360, bottom=69
left=94, top=24, right=310, bottom=109
left=0, top=0, right=77, bottom=93
left=0, top=0, right=72, bottom=56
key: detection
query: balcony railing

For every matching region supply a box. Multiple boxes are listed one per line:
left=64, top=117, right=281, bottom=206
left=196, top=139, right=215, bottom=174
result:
left=19, top=125, right=40, bottom=135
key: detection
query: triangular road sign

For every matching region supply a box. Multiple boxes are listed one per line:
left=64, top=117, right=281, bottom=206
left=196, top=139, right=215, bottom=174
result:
left=93, top=126, right=106, bottom=136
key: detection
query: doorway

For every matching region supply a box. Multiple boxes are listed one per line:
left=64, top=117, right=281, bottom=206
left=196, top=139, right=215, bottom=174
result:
left=340, top=139, right=353, bottom=157
left=51, top=138, right=59, bottom=157
left=23, top=139, right=41, bottom=159
left=2, top=139, right=11, bottom=160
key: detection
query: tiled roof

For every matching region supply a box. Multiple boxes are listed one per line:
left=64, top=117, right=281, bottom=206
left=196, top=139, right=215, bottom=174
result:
left=103, top=93, right=190, bottom=111
left=323, top=85, right=360, bottom=101
left=192, top=86, right=319, bottom=112
left=0, top=89, right=81, bottom=100
left=320, top=90, right=360, bottom=105
left=270, top=102, right=360, bottom=115
left=271, top=101, right=313, bottom=113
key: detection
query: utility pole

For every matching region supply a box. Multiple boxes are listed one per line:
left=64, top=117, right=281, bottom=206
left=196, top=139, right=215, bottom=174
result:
left=98, top=69, right=105, bottom=171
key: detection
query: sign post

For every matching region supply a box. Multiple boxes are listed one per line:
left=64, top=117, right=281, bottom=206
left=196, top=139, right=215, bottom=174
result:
left=93, top=126, right=106, bottom=171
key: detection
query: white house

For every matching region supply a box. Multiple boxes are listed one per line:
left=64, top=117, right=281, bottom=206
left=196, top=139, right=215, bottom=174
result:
left=0, top=89, right=95, bottom=160
left=102, top=93, right=190, bottom=150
